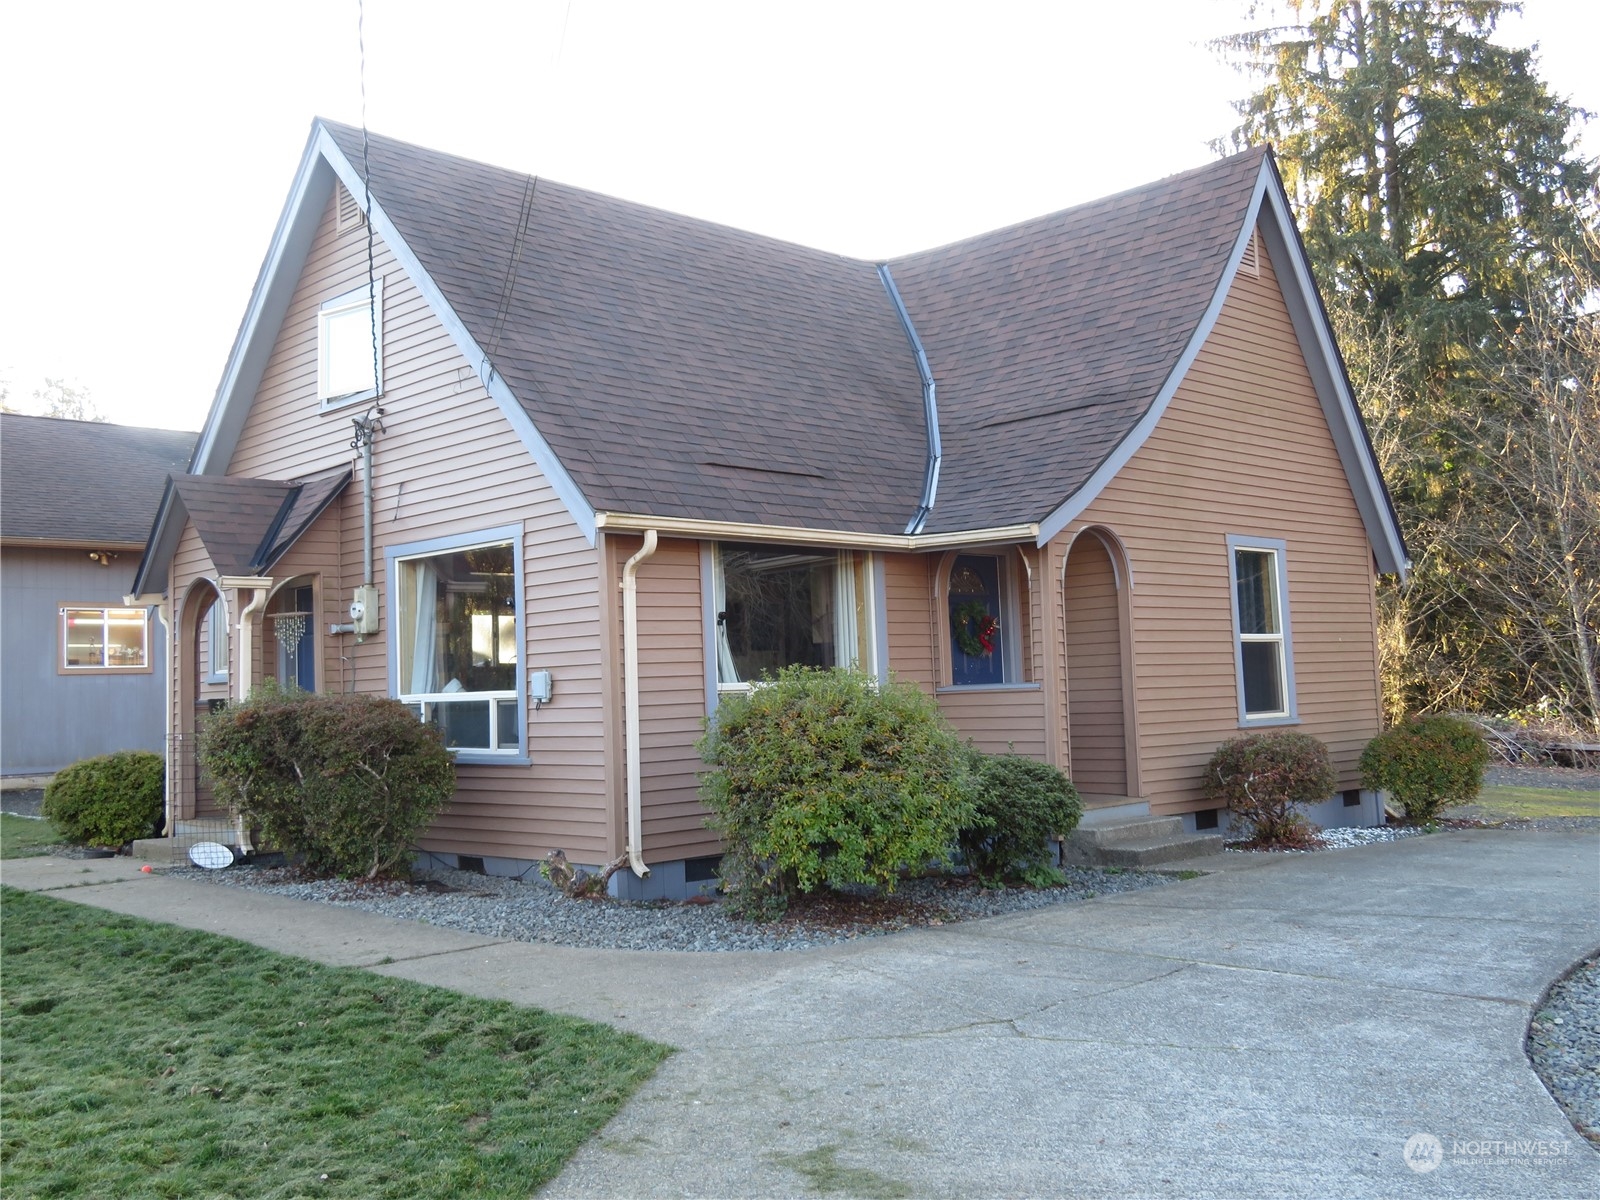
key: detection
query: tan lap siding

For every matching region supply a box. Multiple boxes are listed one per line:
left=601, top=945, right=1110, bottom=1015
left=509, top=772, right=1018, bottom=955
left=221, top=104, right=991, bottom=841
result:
left=1062, top=535, right=1127, bottom=795
left=607, top=535, right=715, bottom=862
left=882, top=552, right=936, bottom=691
left=935, top=688, right=1048, bottom=758
left=221, top=185, right=609, bottom=861
left=1068, top=231, right=1382, bottom=814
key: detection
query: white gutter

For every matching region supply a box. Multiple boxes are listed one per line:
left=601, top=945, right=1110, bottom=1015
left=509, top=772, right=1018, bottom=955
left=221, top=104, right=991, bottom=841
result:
left=222, top=576, right=275, bottom=702
left=620, top=531, right=659, bottom=878
left=595, top=511, right=1038, bottom=552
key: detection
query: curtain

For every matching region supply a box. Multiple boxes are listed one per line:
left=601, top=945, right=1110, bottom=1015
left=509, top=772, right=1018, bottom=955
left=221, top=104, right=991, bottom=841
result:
left=400, top=559, right=440, bottom=695
left=834, top=552, right=859, bottom=670
left=712, top=549, right=740, bottom=685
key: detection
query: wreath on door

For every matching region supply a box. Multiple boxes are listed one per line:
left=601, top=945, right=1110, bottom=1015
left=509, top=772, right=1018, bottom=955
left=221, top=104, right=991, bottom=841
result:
left=951, top=602, right=1000, bottom=657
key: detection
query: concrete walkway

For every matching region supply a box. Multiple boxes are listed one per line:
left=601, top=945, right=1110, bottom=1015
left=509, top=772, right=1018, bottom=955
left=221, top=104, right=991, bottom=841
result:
left=5, top=829, right=1598, bottom=1198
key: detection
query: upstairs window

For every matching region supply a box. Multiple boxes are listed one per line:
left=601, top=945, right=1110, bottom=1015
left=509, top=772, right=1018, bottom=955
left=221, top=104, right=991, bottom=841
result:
left=713, top=545, right=873, bottom=689
left=318, top=280, right=382, bottom=407
left=60, top=606, right=150, bottom=672
left=1227, top=537, right=1297, bottom=724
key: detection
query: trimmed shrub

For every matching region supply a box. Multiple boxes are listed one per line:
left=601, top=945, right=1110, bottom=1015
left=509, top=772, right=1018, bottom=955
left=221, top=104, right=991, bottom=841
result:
left=198, top=683, right=456, bottom=879
left=1204, top=731, right=1336, bottom=848
left=958, top=751, right=1082, bottom=882
left=697, top=667, right=975, bottom=919
left=1360, top=715, right=1490, bottom=823
left=42, top=750, right=165, bottom=848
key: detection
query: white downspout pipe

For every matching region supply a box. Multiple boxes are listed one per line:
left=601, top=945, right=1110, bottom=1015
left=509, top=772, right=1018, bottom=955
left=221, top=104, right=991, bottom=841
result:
left=222, top=576, right=275, bottom=702
left=621, top=530, right=659, bottom=878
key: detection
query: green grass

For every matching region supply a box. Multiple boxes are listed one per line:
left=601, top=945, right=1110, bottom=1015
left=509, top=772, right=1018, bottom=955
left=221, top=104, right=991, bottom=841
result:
left=0, top=887, right=672, bottom=1199
left=1463, top=785, right=1600, bottom=820
left=1, top=813, right=64, bottom=859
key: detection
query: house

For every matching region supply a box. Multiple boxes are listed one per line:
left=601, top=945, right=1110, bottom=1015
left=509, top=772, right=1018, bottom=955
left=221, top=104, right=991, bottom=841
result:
left=1, top=413, right=196, bottom=775
left=132, top=120, right=1406, bottom=895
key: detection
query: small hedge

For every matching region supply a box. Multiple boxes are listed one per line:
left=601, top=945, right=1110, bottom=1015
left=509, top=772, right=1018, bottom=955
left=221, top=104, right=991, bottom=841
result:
left=1360, top=715, right=1490, bottom=823
left=198, top=684, right=456, bottom=879
left=958, top=751, right=1082, bottom=884
left=42, top=750, right=165, bottom=848
left=697, top=667, right=975, bottom=919
left=1204, top=731, right=1336, bottom=848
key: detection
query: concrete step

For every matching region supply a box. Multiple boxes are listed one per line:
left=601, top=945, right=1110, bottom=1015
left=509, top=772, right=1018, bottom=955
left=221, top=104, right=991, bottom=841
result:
left=1069, top=816, right=1184, bottom=847
left=1094, top=833, right=1225, bottom=868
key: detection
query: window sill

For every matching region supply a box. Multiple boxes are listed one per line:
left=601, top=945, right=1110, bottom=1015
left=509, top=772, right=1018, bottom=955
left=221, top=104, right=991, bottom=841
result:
left=935, top=683, right=1042, bottom=694
left=1238, top=713, right=1300, bottom=728
left=451, top=752, right=530, bottom=766
left=203, top=673, right=229, bottom=686
left=320, top=388, right=380, bottom=413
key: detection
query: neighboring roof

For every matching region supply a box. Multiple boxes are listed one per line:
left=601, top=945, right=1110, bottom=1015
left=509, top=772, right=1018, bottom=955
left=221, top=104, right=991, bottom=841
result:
left=0, top=413, right=195, bottom=546
left=887, top=149, right=1268, bottom=534
left=182, top=121, right=1407, bottom=575
left=133, top=468, right=349, bottom=592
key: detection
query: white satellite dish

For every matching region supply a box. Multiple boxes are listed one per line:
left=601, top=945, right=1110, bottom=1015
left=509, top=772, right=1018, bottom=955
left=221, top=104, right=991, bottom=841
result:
left=188, top=841, right=234, bottom=870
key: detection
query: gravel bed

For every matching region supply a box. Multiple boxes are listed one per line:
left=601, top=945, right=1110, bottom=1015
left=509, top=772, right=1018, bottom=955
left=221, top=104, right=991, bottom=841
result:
left=1226, top=824, right=1430, bottom=855
left=1528, top=953, right=1600, bottom=1144
left=170, top=863, right=1173, bottom=953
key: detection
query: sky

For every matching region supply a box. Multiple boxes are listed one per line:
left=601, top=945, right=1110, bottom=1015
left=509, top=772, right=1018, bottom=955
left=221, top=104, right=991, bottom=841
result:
left=1, top=0, right=1595, bottom=432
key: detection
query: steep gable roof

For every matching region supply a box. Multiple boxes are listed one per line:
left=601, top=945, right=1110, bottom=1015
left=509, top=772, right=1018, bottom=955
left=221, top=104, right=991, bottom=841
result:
left=0, top=414, right=194, bottom=546
left=181, top=121, right=1405, bottom=576
left=887, top=149, right=1268, bottom=534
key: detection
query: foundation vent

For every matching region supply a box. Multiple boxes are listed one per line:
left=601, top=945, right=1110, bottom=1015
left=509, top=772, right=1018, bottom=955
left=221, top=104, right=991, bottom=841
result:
left=336, top=183, right=368, bottom=234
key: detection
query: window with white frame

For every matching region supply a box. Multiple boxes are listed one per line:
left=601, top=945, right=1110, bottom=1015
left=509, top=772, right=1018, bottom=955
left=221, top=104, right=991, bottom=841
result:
left=59, top=606, right=150, bottom=672
left=1227, top=537, right=1297, bottom=723
left=713, top=544, right=874, bottom=689
left=204, top=597, right=228, bottom=683
left=317, top=279, right=382, bottom=406
left=946, top=552, right=1021, bottom=686
left=393, top=536, right=521, bottom=754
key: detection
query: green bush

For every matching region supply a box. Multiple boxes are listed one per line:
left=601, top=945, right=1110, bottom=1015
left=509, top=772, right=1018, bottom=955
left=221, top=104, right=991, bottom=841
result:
left=198, top=683, right=456, bottom=879
left=958, top=751, right=1082, bottom=882
left=42, top=751, right=165, bottom=848
left=1360, top=715, right=1490, bottom=823
left=697, top=667, right=975, bottom=919
left=1203, top=731, right=1336, bottom=847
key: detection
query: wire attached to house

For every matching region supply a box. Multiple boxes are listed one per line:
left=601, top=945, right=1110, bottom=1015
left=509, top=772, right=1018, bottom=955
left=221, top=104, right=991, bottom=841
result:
left=359, top=0, right=380, bottom=402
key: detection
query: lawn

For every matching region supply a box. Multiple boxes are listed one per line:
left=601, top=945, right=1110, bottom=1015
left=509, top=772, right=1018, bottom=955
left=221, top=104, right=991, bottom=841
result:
left=1465, top=784, right=1600, bottom=821
left=0, top=813, right=63, bottom=859
left=0, top=887, right=672, bottom=1199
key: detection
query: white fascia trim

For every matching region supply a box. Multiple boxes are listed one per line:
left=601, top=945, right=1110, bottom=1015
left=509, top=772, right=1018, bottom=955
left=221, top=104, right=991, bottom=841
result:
left=595, top=511, right=1039, bottom=551
left=192, top=129, right=332, bottom=476
left=1255, top=182, right=1409, bottom=579
left=131, top=482, right=183, bottom=597
left=314, top=127, right=598, bottom=547
left=1036, top=163, right=1272, bottom=547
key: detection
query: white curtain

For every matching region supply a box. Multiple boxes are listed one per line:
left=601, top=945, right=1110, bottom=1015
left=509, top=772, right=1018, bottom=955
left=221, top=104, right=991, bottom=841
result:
left=712, top=549, right=740, bottom=685
left=400, top=560, right=440, bottom=695
left=834, top=552, right=859, bottom=670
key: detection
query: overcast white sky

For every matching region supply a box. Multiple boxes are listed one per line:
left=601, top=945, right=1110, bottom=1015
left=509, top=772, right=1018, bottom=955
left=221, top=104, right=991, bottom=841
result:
left=1, top=0, right=1594, bottom=432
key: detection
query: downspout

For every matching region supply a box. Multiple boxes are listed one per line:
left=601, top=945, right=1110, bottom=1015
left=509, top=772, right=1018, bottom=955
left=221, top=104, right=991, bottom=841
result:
left=224, top=578, right=275, bottom=702
left=877, top=264, right=941, bottom=536
left=621, top=530, right=659, bottom=878
left=155, top=601, right=172, bottom=840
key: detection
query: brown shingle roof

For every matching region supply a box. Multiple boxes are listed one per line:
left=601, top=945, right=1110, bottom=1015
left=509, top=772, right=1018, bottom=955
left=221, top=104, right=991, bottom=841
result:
left=322, top=123, right=928, bottom=535
left=170, top=468, right=350, bottom=575
left=0, top=414, right=195, bottom=545
left=318, top=123, right=1268, bottom=536
left=887, top=147, right=1268, bottom=533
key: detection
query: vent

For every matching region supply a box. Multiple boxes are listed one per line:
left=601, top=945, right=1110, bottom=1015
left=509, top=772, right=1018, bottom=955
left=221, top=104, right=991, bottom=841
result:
left=336, top=183, right=367, bottom=234
left=1193, top=808, right=1220, bottom=831
left=1342, top=789, right=1362, bottom=808
left=1240, top=228, right=1261, bottom=278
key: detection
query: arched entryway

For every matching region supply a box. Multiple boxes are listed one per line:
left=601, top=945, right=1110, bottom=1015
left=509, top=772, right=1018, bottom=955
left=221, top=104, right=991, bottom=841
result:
left=1062, top=528, right=1139, bottom=803
left=175, top=578, right=229, bottom=822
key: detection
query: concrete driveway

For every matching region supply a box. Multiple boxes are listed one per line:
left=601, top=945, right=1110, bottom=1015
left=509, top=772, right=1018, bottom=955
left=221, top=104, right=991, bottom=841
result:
left=7, top=828, right=1598, bottom=1197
